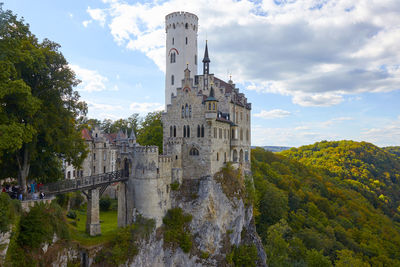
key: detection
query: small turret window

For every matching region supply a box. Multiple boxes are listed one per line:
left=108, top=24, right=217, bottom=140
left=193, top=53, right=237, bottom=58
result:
left=173, top=23, right=176, bottom=29
left=171, top=75, right=174, bottom=85
left=195, top=55, right=197, bottom=65
left=213, top=103, right=215, bottom=110
left=208, top=103, right=211, bottom=110
left=172, top=37, right=174, bottom=45
left=186, top=37, right=188, bottom=44
left=185, top=23, right=188, bottom=29
left=217, top=152, right=219, bottom=161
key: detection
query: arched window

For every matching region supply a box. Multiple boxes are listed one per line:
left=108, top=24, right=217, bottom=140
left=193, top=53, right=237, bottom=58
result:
left=245, top=151, right=249, bottom=162
left=170, top=52, right=175, bottom=63
left=171, top=75, right=174, bottom=85
left=170, top=126, right=172, bottom=137
left=174, top=126, right=176, bottom=137
left=189, top=147, right=199, bottom=156
left=181, top=106, right=185, bottom=118
left=239, top=149, right=244, bottom=163
left=187, top=125, right=190, bottom=137
left=189, top=105, right=192, bottom=118
left=185, top=104, right=188, bottom=118
left=197, top=125, right=200, bottom=137
left=233, top=150, right=238, bottom=162
left=201, top=125, right=204, bottom=137
left=183, top=125, right=186, bottom=137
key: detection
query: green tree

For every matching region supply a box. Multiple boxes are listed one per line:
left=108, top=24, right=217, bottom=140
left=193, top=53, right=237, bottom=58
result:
left=335, top=250, right=370, bottom=267
left=137, top=111, right=163, bottom=153
left=305, top=249, right=332, bottom=267
left=0, top=6, right=87, bottom=190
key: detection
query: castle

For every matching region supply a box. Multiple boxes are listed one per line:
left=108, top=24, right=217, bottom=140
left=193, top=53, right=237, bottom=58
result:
left=69, top=11, right=252, bottom=227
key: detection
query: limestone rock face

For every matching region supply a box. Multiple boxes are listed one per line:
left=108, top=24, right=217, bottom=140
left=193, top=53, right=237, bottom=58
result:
left=0, top=231, right=11, bottom=264
left=130, top=176, right=267, bottom=267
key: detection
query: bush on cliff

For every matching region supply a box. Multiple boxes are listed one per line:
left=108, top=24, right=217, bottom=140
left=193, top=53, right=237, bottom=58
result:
left=163, top=207, right=193, bottom=253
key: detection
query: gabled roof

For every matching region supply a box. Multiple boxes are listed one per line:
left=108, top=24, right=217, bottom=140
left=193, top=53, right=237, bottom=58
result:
left=81, top=128, right=92, bottom=141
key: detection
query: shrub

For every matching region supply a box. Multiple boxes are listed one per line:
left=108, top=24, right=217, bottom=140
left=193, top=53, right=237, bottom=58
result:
left=0, top=193, right=21, bottom=233
left=18, top=202, right=69, bottom=249
left=227, top=244, right=258, bottom=267
left=170, top=181, right=180, bottom=191
left=100, top=196, right=111, bottom=211
left=70, top=191, right=85, bottom=210
left=163, top=207, right=193, bottom=253
left=67, top=210, right=77, bottom=219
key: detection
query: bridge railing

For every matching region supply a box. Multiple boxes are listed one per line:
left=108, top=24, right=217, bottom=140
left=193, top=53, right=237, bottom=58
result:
left=43, top=170, right=127, bottom=194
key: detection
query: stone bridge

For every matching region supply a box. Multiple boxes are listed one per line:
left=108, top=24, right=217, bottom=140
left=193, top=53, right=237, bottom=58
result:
left=43, top=170, right=128, bottom=236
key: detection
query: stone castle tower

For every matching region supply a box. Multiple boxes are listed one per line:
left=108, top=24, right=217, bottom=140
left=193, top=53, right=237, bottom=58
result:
left=165, top=12, right=198, bottom=106
left=117, top=11, right=251, bottom=228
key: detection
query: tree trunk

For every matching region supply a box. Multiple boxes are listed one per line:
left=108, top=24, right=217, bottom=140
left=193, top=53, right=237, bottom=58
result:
left=16, top=145, right=30, bottom=194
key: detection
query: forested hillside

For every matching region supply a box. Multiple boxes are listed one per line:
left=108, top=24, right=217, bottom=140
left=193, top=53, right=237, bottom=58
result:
left=251, top=141, right=400, bottom=266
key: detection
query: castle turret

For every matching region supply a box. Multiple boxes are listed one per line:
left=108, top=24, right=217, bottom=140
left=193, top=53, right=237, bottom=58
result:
left=205, top=85, right=218, bottom=120
left=165, top=12, right=198, bottom=107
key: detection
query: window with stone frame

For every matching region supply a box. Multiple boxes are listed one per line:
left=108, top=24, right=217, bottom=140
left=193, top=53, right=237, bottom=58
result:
left=189, top=147, right=199, bottom=156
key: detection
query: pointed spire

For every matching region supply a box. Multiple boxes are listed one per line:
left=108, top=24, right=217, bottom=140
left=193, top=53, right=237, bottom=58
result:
left=202, top=40, right=210, bottom=63
left=124, top=129, right=128, bottom=139
left=203, top=41, right=210, bottom=75
left=129, top=129, right=136, bottom=140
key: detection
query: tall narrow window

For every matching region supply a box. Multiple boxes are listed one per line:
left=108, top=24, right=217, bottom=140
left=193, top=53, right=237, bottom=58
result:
left=185, top=37, right=188, bottom=44
left=170, top=126, right=173, bottom=137
left=195, top=55, right=197, bottom=65
left=187, top=125, right=190, bottom=137
left=197, top=125, right=200, bottom=137
left=172, top=37, right=174, bottom=45
left=171, top=75, right=174, bottom=85
left=185, top=104, right=189, bottom=118
left=201, top=125, right=204, bottom=137
left=185, top=23, right=188, bottom=29
left=103, top=166, right=106, bottom=173
left=217, top=153, right=219, bottom=161
left=240, top=129, right=243, bottom=141
left=174, top=126, right=176, bottom=137
left=189, top=105, right=192, bottom=118
left=183, top=125, right=186, bottom=137
left=213, top=103, right=215, bottom=110
left=182, top=106, right=185, bottom=118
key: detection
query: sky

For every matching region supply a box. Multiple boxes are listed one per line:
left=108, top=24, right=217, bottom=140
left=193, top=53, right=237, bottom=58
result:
left=4, top=0, right=400, bottom=147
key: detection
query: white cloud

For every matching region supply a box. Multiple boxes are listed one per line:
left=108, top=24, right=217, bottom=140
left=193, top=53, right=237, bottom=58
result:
left=86, top=0, right=400, bottom=106
left=361, top=116, right=400, bottom=146
left=322, top=117, right=353, bottom=127
left=129, top=102, right=164, bottom=115
left=87, top=7, right=107, bottom=27
left=82, top=20, right=92, bottom=28
left=70, top=64, right=110, bottom=92
left=86, top=101, right=123, bottom=111
left=254, top=109, right=291, bottom=119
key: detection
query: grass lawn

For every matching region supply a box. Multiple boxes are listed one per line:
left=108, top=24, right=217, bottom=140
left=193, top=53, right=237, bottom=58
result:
left=67, top=209, right=119, bottom=247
